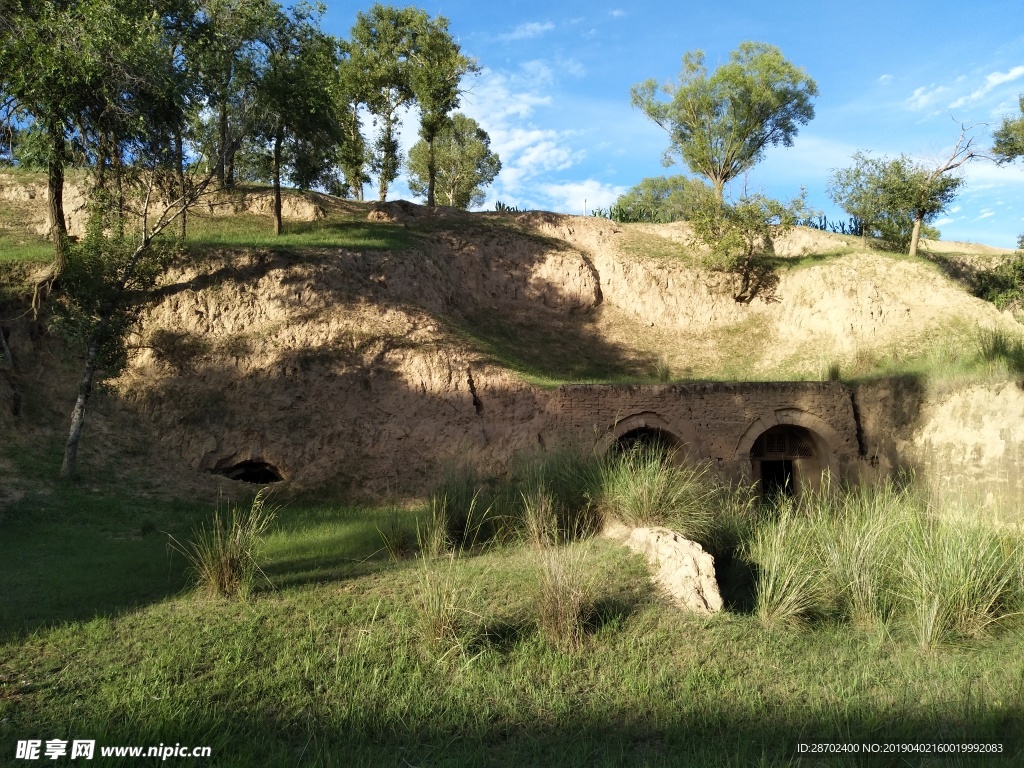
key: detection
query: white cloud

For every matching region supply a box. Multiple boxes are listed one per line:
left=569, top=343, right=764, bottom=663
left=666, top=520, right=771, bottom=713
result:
left=933, top=217, right=955, bottom=227
left=878, top=74, right=893, bottom=85
left=907, top=84, right=950, bottom=111
left=976, top=209, right=996, bottom=220
left=461, top=70, right=551, bottom=121
left=558, top=58, right=586, bottom=78
left=498, top=21, right=554, bottom=41
left=947, top=65, right=1024, bottom=111
left=536, top=179, right=627, bottom=214
left=456, top=66, right=591, bottom=211
left=520, top=59, right=555, bottom=86
left=609, top=9, right=626, bottom=17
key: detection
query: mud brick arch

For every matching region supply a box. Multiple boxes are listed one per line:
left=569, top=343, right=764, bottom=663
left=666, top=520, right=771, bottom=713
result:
left=549, top=382, right=862, bottom=486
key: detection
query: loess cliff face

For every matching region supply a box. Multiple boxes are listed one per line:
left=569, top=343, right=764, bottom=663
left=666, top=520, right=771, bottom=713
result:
left=2, top=195, right=1022, bottom=502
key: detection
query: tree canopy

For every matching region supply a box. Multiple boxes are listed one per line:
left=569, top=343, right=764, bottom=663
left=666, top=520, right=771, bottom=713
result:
left=613, top=175, right=713, bottom=223
left=407, top=114, right=500, bottom=209
left=829, top=129, right=980, bottom=257
left=993, top=95, right=1024, bottom=164
left=630, top=42, right=817, bottom=203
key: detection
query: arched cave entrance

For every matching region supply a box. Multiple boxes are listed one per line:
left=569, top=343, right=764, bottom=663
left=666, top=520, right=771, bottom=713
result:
left=210, top=460, right=283, bottom=484
left=750, top=425, right=825, bottom=501
left=613, top=427, right=682, bottom=459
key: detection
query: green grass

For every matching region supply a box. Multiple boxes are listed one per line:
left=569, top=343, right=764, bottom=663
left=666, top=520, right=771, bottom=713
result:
left=449, top=309, right=661, bottom=386
left=4, top=453, right=1024, bottom=765
left=180, top=212, right=416, bottom=252
left=0, top=228, right=53, bottom=263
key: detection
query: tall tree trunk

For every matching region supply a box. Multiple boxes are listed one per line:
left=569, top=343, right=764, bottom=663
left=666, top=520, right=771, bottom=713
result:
left=217, top=98, right=227, bottom=186
left=908, top=215, right=923, bottom=258
left=712, top=177, right=724, bottom=207
left=60, top=340, right=99, bottom=479
left=112, top=140, right=124, bottom=229
left=273, top=131, right=283, bottom=236
left=46, top=122, right=68, bottom=274
left=174, top=127, right=187, bottom=240
left=426, top=132, right=436, bottom=207
left=95, top=132, right=108, bottom=192
left=225, top=142, right=236, bottom=188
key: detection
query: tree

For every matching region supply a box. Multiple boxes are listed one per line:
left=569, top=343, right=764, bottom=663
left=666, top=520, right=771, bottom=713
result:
left=831, top=129, right=980, bottom=257
left=55, top=171, right=214, bottom=479
left=407, top=16, right=478, bottom=207
left=406, top=114, right=500, bottom=209
left=630, top=42, right=817, bottom=204
left=827, top=152, right=887, bottom=245
left=689, top=190, right=808, bottom=303
left=248, top=4, right=341, bottom=234
left=0, top=0, right=191, bottom=274
left=993, top=95, right=1024, bottom=164
left=192, top=0, right=279, bottom=188
left=348, top=3, right=424, bottom=202
left=332, top=41, right=371, bottom=199
left=613, top=175, right=712, bottom=222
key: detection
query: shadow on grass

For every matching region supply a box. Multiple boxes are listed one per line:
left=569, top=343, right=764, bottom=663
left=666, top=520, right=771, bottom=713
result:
left=453, top=306, right=660, bottom=383
left=17, top=684, right=1020, bottom=768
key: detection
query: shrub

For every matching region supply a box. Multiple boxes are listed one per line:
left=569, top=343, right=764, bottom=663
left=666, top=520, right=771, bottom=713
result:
left=171, top=489, right=277, bottom=599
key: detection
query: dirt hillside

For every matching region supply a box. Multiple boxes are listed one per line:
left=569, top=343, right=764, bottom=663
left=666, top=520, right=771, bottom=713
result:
left=2, top=188, right=1022, bottom=497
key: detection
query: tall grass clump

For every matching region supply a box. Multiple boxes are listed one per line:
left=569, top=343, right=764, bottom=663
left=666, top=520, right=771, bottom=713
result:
left=977, top=327, right=1024, bottom=376
left=740, top=480, right=1024, bottom=641
left=509, top=447, right=605, bottom=545
left=376, top=507, right=417, bottom=561
left=743, top=500, right=825, bottom=627
left=171, top=489, right=277, bottom=599
left=814, top=480, right=915, bottom=626
left=417, top=468, right=495, bottom=556
left=904, top=515, right=1024, bottom=647
left=536, top=543, right=595, bottom=650
left=600, top=445, right=718, bottom=544
left=414, top=552, right=476, bottom=656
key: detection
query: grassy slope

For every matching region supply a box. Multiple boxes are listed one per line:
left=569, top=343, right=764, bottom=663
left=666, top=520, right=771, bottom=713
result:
left=2, top=477, right=1023, bottom=767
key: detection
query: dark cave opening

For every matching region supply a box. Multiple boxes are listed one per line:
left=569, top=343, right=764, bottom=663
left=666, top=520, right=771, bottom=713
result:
left=211, top=460, right=283, bottom=484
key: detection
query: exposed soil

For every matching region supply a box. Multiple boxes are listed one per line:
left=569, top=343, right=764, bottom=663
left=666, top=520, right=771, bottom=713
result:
left=2, top=187, right=1023, bottom=500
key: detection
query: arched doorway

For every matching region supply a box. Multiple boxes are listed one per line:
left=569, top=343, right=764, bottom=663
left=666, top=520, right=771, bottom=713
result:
left=614, top=426, right=681, bottom=457
left=750, top=424, right=825, bottom=500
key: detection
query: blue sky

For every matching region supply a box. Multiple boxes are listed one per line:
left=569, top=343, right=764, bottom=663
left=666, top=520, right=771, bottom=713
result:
left=322, top=0, right=1024, bottom=248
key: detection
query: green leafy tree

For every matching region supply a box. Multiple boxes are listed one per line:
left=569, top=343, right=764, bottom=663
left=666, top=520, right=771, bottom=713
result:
left=993, top=95, right=1024, bottom=164
left=827, top=152, right=888, bottom=245
left=614, top=175, right=712, bottom=222
left=193, top=0, right=279, bottom=188
left=332, top=41, right=371, bottom=199
left=690, top=190, right=808, bottom=303
left=631, top=42, right=817, bottom=205
left=831, top=130, right=978, bottom=257
left=407, top=17, right=478, bottom=207
left=55, top=172, right=213, bottom=479
left=407, top=114, right=500, bottom=208
left=348, top=3, right=424, bottom=201
left=1, top=0, right=195, bottom=280
left=248, top=5, right=341, bottom=234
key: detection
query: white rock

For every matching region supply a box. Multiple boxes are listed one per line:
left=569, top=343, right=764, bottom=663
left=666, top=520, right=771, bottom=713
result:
left=624, top=526, right=723, bottom=614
